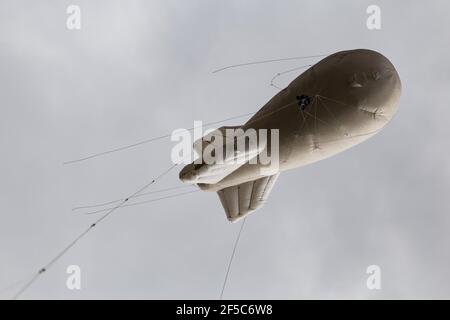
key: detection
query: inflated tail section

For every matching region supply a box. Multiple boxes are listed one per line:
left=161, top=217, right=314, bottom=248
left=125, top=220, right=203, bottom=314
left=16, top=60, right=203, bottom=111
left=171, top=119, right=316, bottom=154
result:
left=217, top=174, right=280, bottom=222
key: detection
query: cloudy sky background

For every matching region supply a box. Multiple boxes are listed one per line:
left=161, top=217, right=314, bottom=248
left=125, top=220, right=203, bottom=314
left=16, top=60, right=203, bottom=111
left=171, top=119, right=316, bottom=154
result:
left=1, top=0, right=449, bottom=299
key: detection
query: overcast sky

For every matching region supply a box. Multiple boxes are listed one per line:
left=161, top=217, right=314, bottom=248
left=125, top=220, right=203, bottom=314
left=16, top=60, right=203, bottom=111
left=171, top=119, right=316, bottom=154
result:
left=1, top=0, right=450, bottom=299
